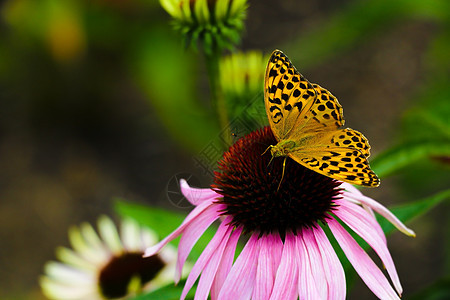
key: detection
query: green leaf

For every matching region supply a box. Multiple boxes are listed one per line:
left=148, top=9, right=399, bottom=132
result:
left=377, top=188, right=450, bottom=236
left=370, top=141, right=450, bottom=178
left=132, top=280, right=195, bottom=300
left=402, top=79, right=450, bottom=142
left=114, top=199, right=186, bottom=238
left=114, top=199, right=218, bottom=259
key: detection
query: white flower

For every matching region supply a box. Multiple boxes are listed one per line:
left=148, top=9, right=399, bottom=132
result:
left=40, top=215, right=181, bottom=299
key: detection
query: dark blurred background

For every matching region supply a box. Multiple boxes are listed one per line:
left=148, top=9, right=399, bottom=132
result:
left=0, top=0, right=449, bottom=298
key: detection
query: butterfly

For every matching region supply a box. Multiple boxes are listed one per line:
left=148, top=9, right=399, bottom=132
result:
left=264, top=50, right=380, bottom=188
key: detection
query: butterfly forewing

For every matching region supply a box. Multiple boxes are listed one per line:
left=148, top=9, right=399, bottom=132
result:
left=289, top=83, right=345, bottom=141
left=264, top=50, right=317, bottom=140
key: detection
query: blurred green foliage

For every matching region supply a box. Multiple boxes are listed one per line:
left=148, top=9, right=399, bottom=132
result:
left=134, top=279, right=196, bottom=300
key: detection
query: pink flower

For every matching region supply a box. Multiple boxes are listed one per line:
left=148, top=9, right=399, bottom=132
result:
left=145, top=127, right=415, bottom=300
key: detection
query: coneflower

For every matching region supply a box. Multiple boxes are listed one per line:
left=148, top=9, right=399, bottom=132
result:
left=145, top=127, right=415, bottom=300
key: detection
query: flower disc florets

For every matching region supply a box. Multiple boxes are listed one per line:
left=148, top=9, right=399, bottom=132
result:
left=99, top=253, right=165, bottom=298
left=213, top=126, right=342, bottom=235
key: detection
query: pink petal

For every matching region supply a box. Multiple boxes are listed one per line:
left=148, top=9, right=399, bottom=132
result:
left=339, top=183, right=377, bottom=219
left=252, top=233, right=282, bottom=300
left=297, top=232, right=321, bottom=300
left=180, top=179, right=219, bottom=205
left=334, top=199, right=402, bottom=295
left=362, top=203, right=376, bottom=218
left=181, top=218, right=230, bottom=299
left=211, top=227, right=242, bottom=300
left=268, top=233, right=283, bottom=276
left=328, top=217, right=400, bottom=300
left=193, top=217, right=234, bottom=300
left=362, top=204, right=386, bottom=245
left=338, top=195, right=385, bottom=244
left=342, top=191, right=415, bottom=237
left=312, top=226, right=346, bottom=300
left=339, top=181, right=363, bottom=195
left=269, top=232, right=299, bottom=300
left=144, top=199, right=216, bottom=258
left=217, top=234, right=259, bottom=300
left=175, top=203, right=226, bottom=282
left=301, top=228, right=328, bottom=299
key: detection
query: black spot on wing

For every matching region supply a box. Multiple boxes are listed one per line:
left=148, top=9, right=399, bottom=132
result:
left=269, top=97, right=282, bottom=105
left=269, top=68, right=278, bottom=77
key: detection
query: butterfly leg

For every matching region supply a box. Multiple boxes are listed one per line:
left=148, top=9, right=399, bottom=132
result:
left=277, top=157, right=287, bottom=191
left=262, top=145, right=276, bottom=168
left=261, top=145, right=273, bottom=156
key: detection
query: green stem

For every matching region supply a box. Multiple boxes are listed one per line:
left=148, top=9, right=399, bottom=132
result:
left=204, top=49, right=231, bottom=148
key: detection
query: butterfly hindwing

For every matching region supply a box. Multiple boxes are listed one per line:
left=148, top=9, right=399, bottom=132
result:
left=288, top=128, right=379, bottom=187
left=288, top=148, right=379, bottom=187
left=264, top=50, right=317, bottom=140
left=330, top=128, right=371, bottom=158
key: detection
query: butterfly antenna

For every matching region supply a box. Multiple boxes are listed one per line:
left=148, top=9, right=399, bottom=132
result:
left=277, top=157, right=287, bottom=191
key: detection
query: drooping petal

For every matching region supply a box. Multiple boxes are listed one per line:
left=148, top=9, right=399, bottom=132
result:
left=252, top=233, right=283, bottom=300
left=79, top=222, right=109, bottom=256
left=55, top=247, right=96, bottom=271
left=144, top=199, right=218, bottom=257
left=181, top=218, right=232, bottom=300
left=44, top=262, right=94, bottom=284
left=339, top=183, right=376, bottom=218
left=211, top=226, right=242, bottom=300
left=40, top=276, right=99, bottom=300
left=268, top=233, right=283, bottom=278
left=297, top=232, right=321, bottom=300
left=269, top=232, right=298, bottom=300
left=340, top=182, right=362, bottom=195
left=67, top=226, right=106, bottom=266
left=217, top=234, right=259, bottom=300
left=328, top=217, right=400, bottom=300
left=195, top=218, right=234, bottom=300
left=140, top=227, right=159, bottom=248
left=312, top=226, right=346, bottom=300
left=180, top=179, right=220, bottom=205
left=121, top=218, right=141, bottom=251
left=334, top=199, right=402, bottom=295
left=342, top=191, right=415, bottom=237
left=301, top=228, right=328, bottom=299
left=251, top=234, right=273, bottom=300
left=97, top=215, right=123, bottom=255
left=175, top=203, right=226, bottom=283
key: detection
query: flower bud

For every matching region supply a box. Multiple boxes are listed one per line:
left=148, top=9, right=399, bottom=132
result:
left=160, top=0, right=248, bottom=53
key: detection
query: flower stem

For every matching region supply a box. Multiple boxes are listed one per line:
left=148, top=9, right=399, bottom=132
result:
left=204, top=49, right=231, bottom=148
